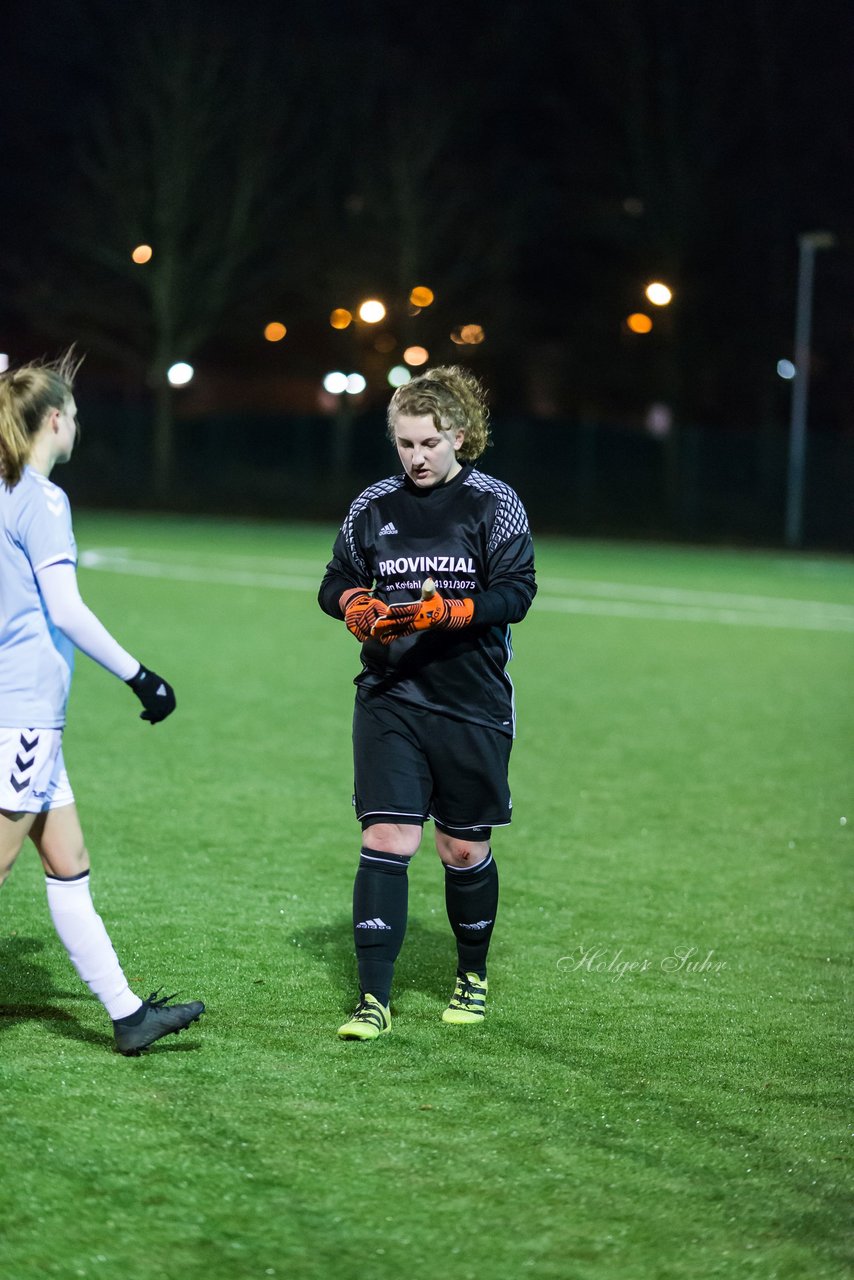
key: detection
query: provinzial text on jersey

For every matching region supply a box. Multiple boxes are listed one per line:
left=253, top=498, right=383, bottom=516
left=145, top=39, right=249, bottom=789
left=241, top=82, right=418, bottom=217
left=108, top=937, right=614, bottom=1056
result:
left=378, top=556, right=476, bottom=576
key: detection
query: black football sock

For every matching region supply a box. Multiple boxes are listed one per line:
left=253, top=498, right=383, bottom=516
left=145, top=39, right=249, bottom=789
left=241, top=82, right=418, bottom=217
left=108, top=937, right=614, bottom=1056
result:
left=352, top=848, right=410, bottom=1007
left=444, top=851, right=499, bottom=979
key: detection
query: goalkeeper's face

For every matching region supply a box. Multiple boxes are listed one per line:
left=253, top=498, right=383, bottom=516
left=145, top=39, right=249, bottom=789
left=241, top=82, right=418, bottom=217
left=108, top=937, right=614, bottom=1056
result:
left=393, top=413, right=465, bottom=489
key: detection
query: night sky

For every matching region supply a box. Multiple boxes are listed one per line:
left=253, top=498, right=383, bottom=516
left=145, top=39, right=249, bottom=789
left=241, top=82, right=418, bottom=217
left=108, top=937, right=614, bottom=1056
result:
left=1, top=0, right=851, bottom=434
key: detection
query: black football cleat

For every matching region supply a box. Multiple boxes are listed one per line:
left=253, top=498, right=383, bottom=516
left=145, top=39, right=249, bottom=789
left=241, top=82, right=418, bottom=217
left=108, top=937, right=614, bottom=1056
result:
left=113, top=990, right=205, bottom=1055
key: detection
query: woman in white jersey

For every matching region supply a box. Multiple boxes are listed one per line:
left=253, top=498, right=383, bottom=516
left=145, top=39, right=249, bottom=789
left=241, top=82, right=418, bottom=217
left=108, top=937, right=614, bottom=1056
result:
left=0, top=351, right=204, bottom=1055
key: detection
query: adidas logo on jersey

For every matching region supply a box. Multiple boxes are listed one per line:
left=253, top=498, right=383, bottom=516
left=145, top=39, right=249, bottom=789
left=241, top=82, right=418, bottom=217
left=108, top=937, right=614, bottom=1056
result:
left=378, top=522, right=398, bottom=537
left=356, top=917, right=392, bottom=930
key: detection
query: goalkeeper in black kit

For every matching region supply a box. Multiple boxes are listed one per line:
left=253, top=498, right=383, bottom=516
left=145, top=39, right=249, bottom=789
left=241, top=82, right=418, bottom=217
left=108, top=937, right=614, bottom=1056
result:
left=318, top=366, right=536, bottom=1039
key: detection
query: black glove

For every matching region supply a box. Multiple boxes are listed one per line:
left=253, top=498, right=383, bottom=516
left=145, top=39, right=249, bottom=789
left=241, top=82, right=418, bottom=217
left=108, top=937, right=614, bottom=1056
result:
left=126, top=665, right=176, bottom=724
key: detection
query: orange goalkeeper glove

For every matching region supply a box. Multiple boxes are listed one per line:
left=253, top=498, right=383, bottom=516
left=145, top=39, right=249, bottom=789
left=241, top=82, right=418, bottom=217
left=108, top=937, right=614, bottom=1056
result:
left=340, top=589, right=390, bottom=642
left=371, top=588, right=474, bottom=643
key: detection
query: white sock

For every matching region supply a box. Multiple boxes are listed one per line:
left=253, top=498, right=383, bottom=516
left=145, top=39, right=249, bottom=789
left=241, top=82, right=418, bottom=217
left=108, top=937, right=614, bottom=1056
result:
left=45, top=873, right=143, bottom=1021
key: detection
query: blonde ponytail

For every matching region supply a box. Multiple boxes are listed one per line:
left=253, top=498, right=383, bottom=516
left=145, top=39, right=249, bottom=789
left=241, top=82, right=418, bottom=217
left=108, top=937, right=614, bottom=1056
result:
left=0, top=379, right=33, bottom=487
left=0, top=348, right=83, bottom=488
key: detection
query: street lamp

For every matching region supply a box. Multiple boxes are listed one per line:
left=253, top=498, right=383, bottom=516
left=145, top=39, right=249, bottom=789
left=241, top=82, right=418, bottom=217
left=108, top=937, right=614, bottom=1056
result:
left=785, top=230, right=836, bottom=548
left=645, top=282, right=672, bottom=306
left=358, top=299, right=386, bottom=323
left=167, top=362, right=193, bottom=386
left=323, top=372, right=348, bottom=394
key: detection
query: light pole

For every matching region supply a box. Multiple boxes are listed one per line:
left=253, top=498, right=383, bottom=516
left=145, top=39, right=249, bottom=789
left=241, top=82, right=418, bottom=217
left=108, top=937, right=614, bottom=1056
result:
left=785, top=230, right=836, bottom=548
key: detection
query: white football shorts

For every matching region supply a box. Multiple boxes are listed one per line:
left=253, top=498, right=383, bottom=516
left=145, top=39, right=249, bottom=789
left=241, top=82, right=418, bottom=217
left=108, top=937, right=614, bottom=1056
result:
left=0, top=728, right=75, bottom=813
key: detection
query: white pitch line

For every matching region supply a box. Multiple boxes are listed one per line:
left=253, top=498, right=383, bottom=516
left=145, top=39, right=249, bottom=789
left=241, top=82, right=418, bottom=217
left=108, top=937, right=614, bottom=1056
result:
left=80, top=546, right=324, bottom=574
left=79, top=549, right=854, bottom=634
left=533, top=595, right=854, bottom=632
left=539, top=576, right=854, bottom=621
left=79, top=551, right=319, bottom=592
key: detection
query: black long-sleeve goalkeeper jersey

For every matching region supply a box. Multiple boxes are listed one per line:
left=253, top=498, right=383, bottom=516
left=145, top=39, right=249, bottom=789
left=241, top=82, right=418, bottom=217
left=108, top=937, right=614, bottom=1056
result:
left=318, top=464, right=537, bottom=736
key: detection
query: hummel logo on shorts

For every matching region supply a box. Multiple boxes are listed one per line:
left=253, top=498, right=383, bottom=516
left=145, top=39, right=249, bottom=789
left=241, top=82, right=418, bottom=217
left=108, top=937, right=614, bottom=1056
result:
left=378, top=522, right=398, bottom=536
left=356, top=917, right=392, bottom=930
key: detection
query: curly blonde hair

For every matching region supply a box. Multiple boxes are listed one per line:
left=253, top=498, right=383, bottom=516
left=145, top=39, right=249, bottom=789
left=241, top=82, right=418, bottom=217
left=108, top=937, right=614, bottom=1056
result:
left=0, top=348, right=83, bottom=488
left=387, top=366, right=491, bottom=461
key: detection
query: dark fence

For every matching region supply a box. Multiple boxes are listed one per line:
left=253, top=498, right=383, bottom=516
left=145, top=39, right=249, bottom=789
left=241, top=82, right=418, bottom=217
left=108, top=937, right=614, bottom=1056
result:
left=64, top=403, right=853, bottom=551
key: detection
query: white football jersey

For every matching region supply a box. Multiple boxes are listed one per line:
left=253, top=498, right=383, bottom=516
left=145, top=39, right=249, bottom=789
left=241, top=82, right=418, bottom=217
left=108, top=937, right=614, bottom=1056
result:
left=0, top=466, right=77, bottom=727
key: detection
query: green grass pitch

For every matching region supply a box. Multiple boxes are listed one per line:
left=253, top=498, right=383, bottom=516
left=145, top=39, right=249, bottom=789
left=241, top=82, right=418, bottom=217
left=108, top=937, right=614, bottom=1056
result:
left=1, top=512, right=851, bottom=1280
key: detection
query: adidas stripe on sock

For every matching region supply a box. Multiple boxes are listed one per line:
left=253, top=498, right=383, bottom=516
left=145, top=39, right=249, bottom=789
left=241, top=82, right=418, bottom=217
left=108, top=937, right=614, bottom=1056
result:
left=352, top=848, right=409, bottom=1007
left=444, top=851, right=499, bottom=979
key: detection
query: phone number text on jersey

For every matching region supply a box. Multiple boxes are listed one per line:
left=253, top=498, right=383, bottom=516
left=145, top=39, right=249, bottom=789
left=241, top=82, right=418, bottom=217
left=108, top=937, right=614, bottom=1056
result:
left=383, top=578, right=477, bottom=594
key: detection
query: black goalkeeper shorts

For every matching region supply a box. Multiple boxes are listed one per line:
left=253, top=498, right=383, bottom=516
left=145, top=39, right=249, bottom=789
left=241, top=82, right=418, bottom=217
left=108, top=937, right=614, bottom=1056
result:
left=352, top=690, right=512, bottom=837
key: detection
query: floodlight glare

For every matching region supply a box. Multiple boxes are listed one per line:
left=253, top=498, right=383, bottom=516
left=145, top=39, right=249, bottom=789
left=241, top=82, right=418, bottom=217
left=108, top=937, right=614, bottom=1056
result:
left=645, top=282, right=673, bottom=306
left=346, top=373, right=367, bottom=395
left=167, top=362, right=194, bottom=386
left=626, top=313, right=653, bottom=334
left=358, top=300, right=386, bottom=323
left=323, top=372, right=348, bottom=394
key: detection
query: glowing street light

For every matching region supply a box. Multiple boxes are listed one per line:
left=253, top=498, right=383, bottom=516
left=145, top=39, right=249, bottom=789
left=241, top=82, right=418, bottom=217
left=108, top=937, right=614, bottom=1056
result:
left=264, top=322, right=287, bottom=342
left=330, top=308, right=352, bottom=330
left=409, top=286, right=434, bottom=308
left=626, top=313, right=653, bottom=334
left=358, top=299, right=386, bottom=324
left=323, top=372, right=348, bottom=394
left=645, top=282, right=672, bottom=306
left=777, top=359, right=796, bottom=380
left=450, top=324, right=485, bottom=345
left=403, top=346, right=429, bottom=366
left=132, top=244, right=153, bottom=264
left=388, top=366, right=411, bottom=388
left=324, top=372, right=365, bottom=395
left=167, top=362, right=194, bottom=386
